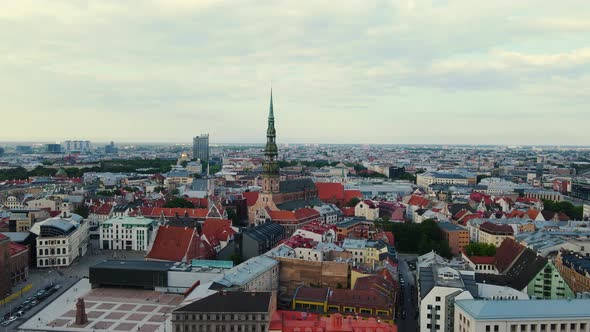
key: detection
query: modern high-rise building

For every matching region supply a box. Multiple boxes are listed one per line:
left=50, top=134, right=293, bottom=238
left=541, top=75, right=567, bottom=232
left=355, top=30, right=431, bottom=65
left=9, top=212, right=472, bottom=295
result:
left=192, top=134, right=210, bottom=163
left=47, top=143, right=61, bottom=153
left=62, top=140, right=91, bottom=153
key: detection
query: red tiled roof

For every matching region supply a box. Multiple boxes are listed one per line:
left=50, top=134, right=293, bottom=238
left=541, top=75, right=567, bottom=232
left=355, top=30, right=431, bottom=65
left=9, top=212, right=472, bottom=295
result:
left=9, top=242, right=28, bottom=256
left=494, top=238, right=525, bottom=273
left=527, top=209, right=539, bottom=220
left=468, top=256, right=495, bottom=265
left=242, top=191, right=259, bottom=207
left=343, top=189, right=363, bottom=202
left=340, top=207, right=355, bottom=217
left=407, top=195, right=430, bottom=207
left=92, top=204, right=113, bottom=215
left=454, top=209, right=470, bottom=220
left=316, top=182, right=345, bottom=201
left=146, top=225, right=214, bottom=262
left=270, top=311, right=397, bottom=332
left=184, top=197, right=208, bottom=208
left=480, top=222, right=514, bottom=235
left=267, top=210, right=296, bottom=221
left=202, top=218, right=235, bottom=244
left=293, top=208, right=320, bottom=220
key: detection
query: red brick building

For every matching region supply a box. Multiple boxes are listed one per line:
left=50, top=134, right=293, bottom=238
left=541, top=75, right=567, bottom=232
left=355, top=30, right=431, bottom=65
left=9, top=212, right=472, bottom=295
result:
left=0, top=234, right=10, bottom=299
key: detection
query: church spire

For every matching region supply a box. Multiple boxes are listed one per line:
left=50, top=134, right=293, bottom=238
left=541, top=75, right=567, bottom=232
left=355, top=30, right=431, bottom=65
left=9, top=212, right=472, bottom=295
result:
left=262, top=89, right=279, bottom=193
left=269, top=88, right=274, bottom=119
left=265, top=89, right=277, bottom=158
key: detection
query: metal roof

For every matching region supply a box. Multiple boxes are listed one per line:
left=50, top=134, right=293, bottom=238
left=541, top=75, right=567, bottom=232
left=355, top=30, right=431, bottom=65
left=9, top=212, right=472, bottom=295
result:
left=456, top=299, right=590, bottom=320
left=220, top=255, right=278, bottom=286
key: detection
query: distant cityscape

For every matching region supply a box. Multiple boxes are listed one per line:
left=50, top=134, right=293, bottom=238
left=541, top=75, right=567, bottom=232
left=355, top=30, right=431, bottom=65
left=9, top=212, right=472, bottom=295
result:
left=0, top=91, right=589, bottom=332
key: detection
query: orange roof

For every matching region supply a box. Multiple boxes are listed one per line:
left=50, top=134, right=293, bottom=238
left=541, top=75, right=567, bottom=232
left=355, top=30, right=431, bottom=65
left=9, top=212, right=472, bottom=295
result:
left=407, top=195, right=429, bottom=207
left=527, top=209, right=540, bottom=219
left=343, top=189, right=363, bottom=202
left=242, top=191, right=259, bottom=207
left=267, top=210, right=296, bottom=221
left=270, top=312, right=397, bottom=332
left=316, top=182, right=345, bottom=201
left=146, top=225, right=214, bottom=262
left=202, top=218, right=235, bottom=244
left=293, top=208, right=320, bottom=220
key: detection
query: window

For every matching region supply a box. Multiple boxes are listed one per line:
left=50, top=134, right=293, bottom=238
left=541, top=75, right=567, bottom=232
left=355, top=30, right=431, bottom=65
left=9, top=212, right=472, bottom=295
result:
left=436, top=296, right=441, bottom=302
left=486, top=326, right=491, bottom=332
left=494, top=326, right=499, bottom=332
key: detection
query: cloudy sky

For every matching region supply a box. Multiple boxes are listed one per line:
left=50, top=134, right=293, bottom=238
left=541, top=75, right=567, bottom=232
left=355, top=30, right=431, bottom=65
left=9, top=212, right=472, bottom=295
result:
left=1, top=0, right=589, bottom=145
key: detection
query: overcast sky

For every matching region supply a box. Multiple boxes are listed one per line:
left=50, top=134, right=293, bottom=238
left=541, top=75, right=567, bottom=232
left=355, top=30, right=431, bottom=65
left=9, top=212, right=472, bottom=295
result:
left=1, top=0, right=589, bottom=145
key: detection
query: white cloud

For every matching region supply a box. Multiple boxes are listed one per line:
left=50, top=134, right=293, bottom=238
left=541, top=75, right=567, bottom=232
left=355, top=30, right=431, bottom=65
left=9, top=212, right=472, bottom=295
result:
left=0, top=0, right=589, bottom=144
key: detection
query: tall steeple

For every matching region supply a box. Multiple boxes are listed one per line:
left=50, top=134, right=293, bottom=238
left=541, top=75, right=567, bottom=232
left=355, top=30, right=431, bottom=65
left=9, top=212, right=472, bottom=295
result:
left=262, top=89, right=280, bottom=193
left=264, top=88, right=278, bottom=158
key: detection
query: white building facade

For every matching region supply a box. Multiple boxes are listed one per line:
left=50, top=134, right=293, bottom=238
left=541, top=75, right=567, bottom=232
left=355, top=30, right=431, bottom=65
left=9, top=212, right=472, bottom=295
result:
left=33, top=214, right=89, bottom=268
left=99, top=216, right=155, bottom=251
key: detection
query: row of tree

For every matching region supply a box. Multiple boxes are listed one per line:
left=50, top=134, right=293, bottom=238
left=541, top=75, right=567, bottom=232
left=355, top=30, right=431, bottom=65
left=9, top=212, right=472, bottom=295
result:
left=542, top=200, right=584, bottom=220
left=378, top=219, right=453, bottom=258
left=0, top=159, right=176, bottom=181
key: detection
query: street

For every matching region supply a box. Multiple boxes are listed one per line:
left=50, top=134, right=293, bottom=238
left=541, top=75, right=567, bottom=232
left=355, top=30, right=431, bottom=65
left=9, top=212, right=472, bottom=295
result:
left=396, top=255, right=418, bottom=332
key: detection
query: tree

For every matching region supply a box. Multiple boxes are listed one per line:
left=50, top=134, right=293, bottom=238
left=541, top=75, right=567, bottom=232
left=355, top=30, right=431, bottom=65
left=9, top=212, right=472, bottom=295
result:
left=464, top=242, right=496, bottom=257
left=73, top=204, right=90, bottom=219
left=180, top=160, right=189, bottom=167
left=226, top=208, right=241, bottom=227
left=346, top=197, right=361, bottom=207
left=230, top=254, right=243, bottom=266
left=163, top=197, right=195, bottom=208
left=542, top=200, right=583, bottom=220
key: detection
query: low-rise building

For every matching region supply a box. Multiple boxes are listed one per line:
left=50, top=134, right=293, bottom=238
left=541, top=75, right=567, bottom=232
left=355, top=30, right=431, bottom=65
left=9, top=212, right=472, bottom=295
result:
left=269, top=311, right=397, bottom=332
left=172, top=291, right=275, bottom=332
left=31, top=214, right=89, bottom=268
left=418, top=264, right=477, bottom=332
left=292, top=275, right=395, bottom=322
left=355, top=200, right=380, bottom=221
left=314, top=204, right=343, bottom=224
left=9, top=208, right=50, bottom=232
left=341, top=238, right=389, bottom=265
left=99, top=216, right=156, bottom=251
left=477, top=222, right=514, bottom=247
left=438, top=222, right=469, bottom=256
left=555, top=251, right=590, bottom=294
left=417, top=171, right=476, bottom=188
left=218, top=255, right=279, bottom=292
left=455, top=299, right=590, bottom=332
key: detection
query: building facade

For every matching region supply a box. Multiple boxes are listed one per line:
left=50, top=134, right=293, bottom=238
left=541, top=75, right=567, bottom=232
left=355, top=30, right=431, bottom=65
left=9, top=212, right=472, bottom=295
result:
left=555, top=251, right=590, bottom=294
left=455, top=299, right=590, bottom=332
left=438, top=223, right=469, bottom=256
left=192, top=134, right=210, bottom=164
left=172, top=292, right=275, bottom=332
left=33, top=215, right=89, bottom=268
left=100, top=216, right=156, bottom=251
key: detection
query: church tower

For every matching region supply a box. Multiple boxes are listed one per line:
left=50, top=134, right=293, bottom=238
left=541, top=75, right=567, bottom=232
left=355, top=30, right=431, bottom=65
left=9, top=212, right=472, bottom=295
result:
left=262, top=89, right=280, bottom=194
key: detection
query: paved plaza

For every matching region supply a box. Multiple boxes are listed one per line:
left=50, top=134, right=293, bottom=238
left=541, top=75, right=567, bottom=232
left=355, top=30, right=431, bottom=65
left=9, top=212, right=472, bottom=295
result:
left=18, top=279, right=181, bottom=332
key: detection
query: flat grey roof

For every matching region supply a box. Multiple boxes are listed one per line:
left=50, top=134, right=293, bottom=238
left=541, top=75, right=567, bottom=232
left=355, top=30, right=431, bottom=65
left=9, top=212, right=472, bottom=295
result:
left=91, top=260, right=175, bottom=272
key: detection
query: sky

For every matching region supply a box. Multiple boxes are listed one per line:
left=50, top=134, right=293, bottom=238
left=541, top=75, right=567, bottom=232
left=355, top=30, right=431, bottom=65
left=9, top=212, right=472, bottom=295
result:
left=1, top=0, right=589, bottom=145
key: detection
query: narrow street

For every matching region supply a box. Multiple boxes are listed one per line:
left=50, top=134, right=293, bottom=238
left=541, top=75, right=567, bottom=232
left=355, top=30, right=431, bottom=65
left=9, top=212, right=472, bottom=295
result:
left=396, top=255, right=418, bottom=332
